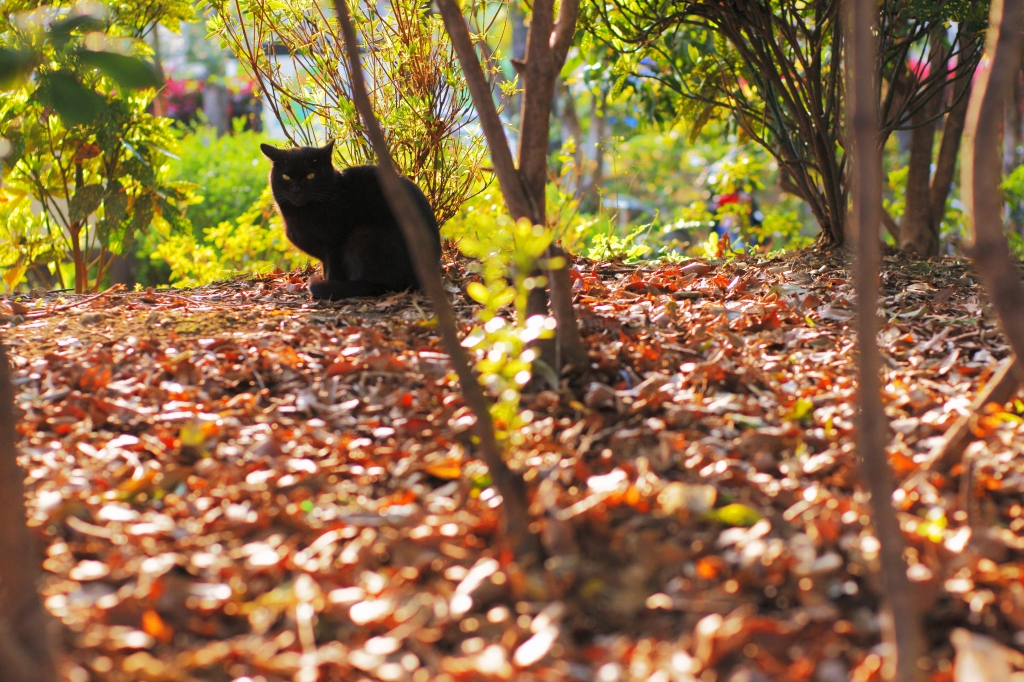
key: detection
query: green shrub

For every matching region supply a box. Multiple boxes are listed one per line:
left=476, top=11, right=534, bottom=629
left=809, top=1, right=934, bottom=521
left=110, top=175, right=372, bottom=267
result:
left=153, top=186, right=306, bottom=287
left=168, top=122, right=271, bottom=232
left=0, top=1, right=197, bottom=293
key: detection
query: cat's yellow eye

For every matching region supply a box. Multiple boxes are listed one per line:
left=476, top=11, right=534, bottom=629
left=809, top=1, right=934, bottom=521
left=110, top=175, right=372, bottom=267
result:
left=307, top=173, right=315, bottom=179
left=282, top=174, right=291, bottom=180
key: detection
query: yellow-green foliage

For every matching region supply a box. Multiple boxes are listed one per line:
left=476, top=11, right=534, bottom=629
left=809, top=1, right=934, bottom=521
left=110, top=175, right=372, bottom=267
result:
left=459, top=218, right=557, bottom=444
left=153, top=187, right=306, bottom=287
left=0, top=193, right=56, bottom=290
left=0, top=2, right=197, bottom=292
left=440, top=187, right=512, bottom=243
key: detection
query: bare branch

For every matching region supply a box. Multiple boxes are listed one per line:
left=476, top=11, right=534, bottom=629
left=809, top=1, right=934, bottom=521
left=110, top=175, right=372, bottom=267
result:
left=332, top=0, right=537, bottom=561
left=929, top=54, right=974, bottom=233
left=928, top=357, right=1024, bottom=473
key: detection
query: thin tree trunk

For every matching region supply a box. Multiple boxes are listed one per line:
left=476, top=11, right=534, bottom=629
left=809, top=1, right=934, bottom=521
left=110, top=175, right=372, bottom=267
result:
left=70, top=226, right=86, bottom=294
left=1004, top=62, right=1023, bottom=176
left=580, top=85, right=607, bottom=213
left=847, top=1, right=926, bottom=680
left=508, top=1, right=528, bottom=128
left=150, top=26, right=167, bottom=118
left=332, top=0, right=538, bottom=562
left=0, top=347, right=57, bottom=682
left=963, top=0, right=1024, bottom=373
left=435, top=0, right=588, bottom=371
left=900, top=112, right=940, bottom=254
left=109, top=252, right=138, bottom=289
left=560, top=80, right=585, bottom=195
left=900, top=44, right=945, bottom=256
left=517, top=0, right=558, bottom=217
left=928, top=66, right=973, bottom=234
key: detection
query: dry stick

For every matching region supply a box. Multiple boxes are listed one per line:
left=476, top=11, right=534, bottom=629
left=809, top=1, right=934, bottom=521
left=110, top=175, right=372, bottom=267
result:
left=0, top=346, right=56, bottom=682
left=331, top=0, right=536, bottom=561
left=962, top=0, right=1024, bottom=367
left=847, top=1, right=926, bottom=680
left=928, top=357, right=1024, bottom=473
left=434, top=0, right=588, bottom=370
left=22, top=283, right=125, bottom=320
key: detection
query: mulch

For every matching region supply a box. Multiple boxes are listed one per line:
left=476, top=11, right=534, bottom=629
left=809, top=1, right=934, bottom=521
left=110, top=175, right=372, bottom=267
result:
left=4, top=247, right=1021, bottom=682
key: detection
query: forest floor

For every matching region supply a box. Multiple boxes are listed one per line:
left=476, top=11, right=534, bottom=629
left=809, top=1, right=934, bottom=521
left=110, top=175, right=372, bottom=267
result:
left=5, top=247, right=1024, bottom=682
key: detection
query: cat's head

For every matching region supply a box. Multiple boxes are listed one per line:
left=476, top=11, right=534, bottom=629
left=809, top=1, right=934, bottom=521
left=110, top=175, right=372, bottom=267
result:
left=261, top=141, right=335, bottom=207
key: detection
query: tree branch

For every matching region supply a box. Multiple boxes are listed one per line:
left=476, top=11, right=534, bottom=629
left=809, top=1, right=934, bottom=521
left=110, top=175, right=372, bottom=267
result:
left=551, top=0, right=580, bottom=65
left=333, top=0, right=537, bottom=561
left=434, top=0, right=535, bottom=222
left=927, top=357, right=1024, bottom=473
left=929, top=41, right=975, bottom=233
left=880, top=203, right=900, bottom=242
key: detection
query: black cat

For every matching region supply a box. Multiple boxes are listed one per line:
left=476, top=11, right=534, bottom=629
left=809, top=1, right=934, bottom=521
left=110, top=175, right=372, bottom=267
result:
left=260, top=141, right=441, bottom=299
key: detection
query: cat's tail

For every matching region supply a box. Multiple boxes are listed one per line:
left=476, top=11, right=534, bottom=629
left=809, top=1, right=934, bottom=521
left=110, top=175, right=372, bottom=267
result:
left=309, top=278, right=398, bottom=300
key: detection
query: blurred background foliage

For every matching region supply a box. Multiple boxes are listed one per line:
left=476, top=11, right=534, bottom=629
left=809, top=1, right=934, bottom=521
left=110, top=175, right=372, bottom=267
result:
left=0, top=0, right=1019, bottom=293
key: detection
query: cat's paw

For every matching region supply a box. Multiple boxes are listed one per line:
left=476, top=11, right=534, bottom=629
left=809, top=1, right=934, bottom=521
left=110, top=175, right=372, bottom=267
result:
left=308, top=277, right=331, bottom=300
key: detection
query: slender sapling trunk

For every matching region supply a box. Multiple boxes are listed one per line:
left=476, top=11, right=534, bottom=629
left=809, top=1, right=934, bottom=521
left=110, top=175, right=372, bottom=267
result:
left=848, top=0, right=926, bottom=679
left=332, top=0, right=538, bottom=562
left=962, top=0, right=1024, bottom=373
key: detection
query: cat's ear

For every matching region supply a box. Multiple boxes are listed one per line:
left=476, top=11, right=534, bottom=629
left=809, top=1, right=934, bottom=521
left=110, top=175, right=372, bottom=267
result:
left=260, top=143, right=285, bottom=162
left=321, top=140, right=335, bottom=159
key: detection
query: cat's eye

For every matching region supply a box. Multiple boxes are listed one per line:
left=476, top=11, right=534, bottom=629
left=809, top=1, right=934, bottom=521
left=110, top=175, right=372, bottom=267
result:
left=307, top=172, right=315, bottom=179
left=282, top=174, right=291, bottom=180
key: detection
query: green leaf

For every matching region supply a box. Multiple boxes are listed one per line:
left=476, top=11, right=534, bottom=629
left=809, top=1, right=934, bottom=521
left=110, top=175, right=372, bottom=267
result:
left=79, top=51, right=164, bottom=90
left=466, top=281, right=489, bottom=304
left=37, top=72, right=105, bottom=126
left=69, top=184, right=105, bottom=222
left=132, top=194, right=154, bottom=236
left=491, top=286, right=515, bottom=308
left=784, top=398, right=814, bottom=423
left=49, top=16, right=106, bottom=48
left=704, top=503, right=763, bottom=527
left=0, top=47, right=35, bottom=87
left=104, top=179, right=127, bottom=224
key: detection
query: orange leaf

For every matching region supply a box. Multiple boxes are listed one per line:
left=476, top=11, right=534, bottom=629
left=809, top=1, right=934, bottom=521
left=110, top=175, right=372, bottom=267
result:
left=142, top=609, right=173, bottom=644
left=325, top=358, right=359, bottom=376
left=425, top=461, right=462, bottom=480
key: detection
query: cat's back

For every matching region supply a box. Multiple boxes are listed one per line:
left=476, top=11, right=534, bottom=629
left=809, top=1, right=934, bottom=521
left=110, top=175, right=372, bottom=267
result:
left=335, top=164, right=384, bottom=196
left=335, top=165, right=438, bottom=232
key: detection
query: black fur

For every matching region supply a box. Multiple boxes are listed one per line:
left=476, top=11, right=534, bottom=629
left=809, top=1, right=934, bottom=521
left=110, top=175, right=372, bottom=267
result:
left=260, top=141, right=441, bottom=300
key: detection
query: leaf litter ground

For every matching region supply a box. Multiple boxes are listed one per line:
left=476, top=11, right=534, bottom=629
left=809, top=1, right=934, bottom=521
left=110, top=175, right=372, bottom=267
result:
left=5, top=248, right=1024, bottom=682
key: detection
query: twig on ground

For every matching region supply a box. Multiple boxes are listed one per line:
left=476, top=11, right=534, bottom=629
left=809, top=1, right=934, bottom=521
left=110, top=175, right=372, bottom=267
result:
left=928, top=356, right=1024, bottom=473
left=18, top=284, right=125, bottom=319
